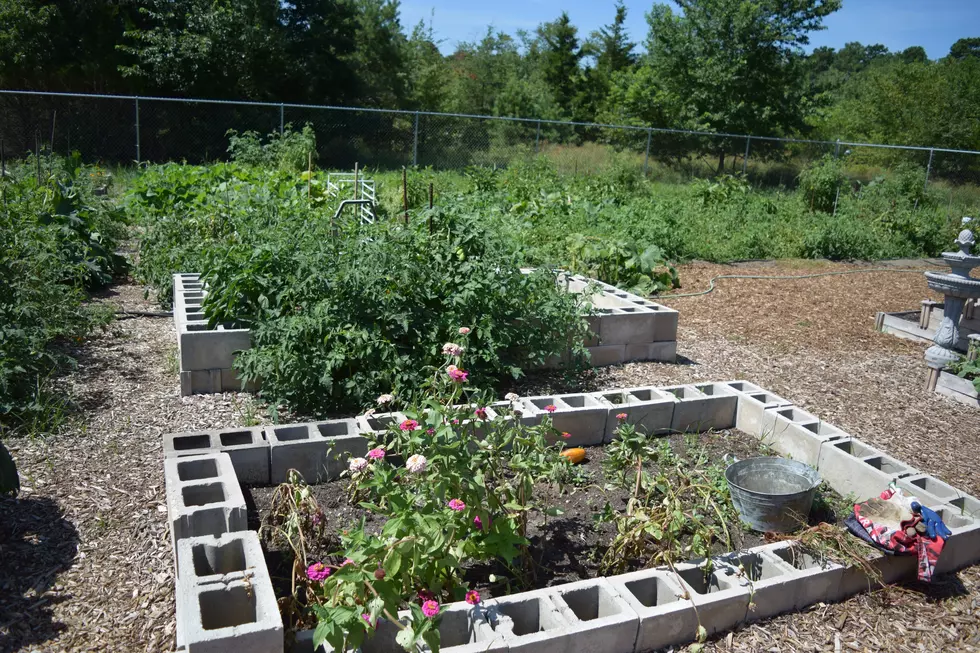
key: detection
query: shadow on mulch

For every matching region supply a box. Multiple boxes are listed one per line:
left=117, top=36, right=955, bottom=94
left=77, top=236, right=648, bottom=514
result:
left=0, top=495, right=79, bottom=651
left=901, top=572, right=971, bottom=601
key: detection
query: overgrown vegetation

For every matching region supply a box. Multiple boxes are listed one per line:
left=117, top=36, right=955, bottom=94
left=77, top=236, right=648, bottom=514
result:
left=128, top=160, right=589, bottom=416
left=0, top=154, right=127, bottom=441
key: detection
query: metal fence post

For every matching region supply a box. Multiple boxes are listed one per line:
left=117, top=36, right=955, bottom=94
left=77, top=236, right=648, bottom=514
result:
left=280, top=104, right=284, bottom=135
left=925, top=148, right=935, bottom=190
left=135, top=98, right=141, bottom=163
left=535, top=121, right=541, bottom=154
left=742, top=136, right=750, bottom=175
left=834, top=138, right=840, bottom=158
left=412, top=112, right=419, bottom=167
left=644, top=129, right=652, bottom=176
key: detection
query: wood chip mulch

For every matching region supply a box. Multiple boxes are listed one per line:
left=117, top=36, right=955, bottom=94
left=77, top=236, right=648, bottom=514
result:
left=2, top=262, right=978, bottom=652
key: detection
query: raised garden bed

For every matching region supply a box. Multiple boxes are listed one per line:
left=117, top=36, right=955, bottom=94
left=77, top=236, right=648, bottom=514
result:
left=163, top=381, right=980, bottom=653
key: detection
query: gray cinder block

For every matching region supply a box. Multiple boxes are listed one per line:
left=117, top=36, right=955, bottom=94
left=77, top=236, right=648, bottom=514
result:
left=716, top=550, right=797, bottom=623
left=164, top=427, right=270, bottom=485
left=672, top=562, right=750, bottom=637
left=660, top=383, right=736, bottom=433
left=267, top=423, right=328, bottom=485
left=722, top=381, right=793, bottom=436
left=761, top=542, right=845, bottom=611
left=490, top=590, right=574, bottom=653
left=355, top=412, right=407, bottom=436
left=597, top=308, right=658, bottom=346
left=624, top=340, right=677, bottom=363
left=548, top=578, right=639, bottom=653
left=607, top=568, right=699, bottom=653
left=176, top=531, right=266, bottom=582
left=520, top=393, right=606, bottom=446
left=816, top=438, right=891, bottom=500
left=165, top=453, right=247, bottom=544
left=931, top=504, right=980, bottom=573
left=180, top=576, right=283, bottom=653
left=594, top=387, right=675, bottom=441
left=587, top=344, right=626, bottom=366
left=898, top=474, right=966, bottom=504
left=759, top=417, right=827, bottom=466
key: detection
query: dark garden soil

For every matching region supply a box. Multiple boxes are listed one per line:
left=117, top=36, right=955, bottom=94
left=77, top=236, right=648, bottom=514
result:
left=246, top=427, right=849, bottom=612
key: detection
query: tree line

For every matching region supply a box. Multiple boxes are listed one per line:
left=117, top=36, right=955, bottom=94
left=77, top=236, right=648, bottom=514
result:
left=3, top=0, right=980, bottom=166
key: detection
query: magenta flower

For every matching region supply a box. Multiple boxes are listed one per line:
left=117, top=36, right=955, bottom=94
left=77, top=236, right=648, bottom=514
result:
left=417, top=589, right=436, bottom=602
left=473, top=515, right=483, bottom=530
left=422, top=600, right=440, bottom=618
left=306, top=562, right=330, bottom=582
left=544, top=404, right=557, bottom=413
left=465, top=590, right=481, bottom=605
left=560, top=432, right=571, bottom=439
left=446, top=365, right=469, bottom=383
left=474, top=407, right=488, bottom=420
left=616, top=412, right=628, bottom=421
left=448, top=498, right=466, bottom=512
left=362, top=613, right=374, bottom=628
left=400, top=419, right=419, bottom=431
left=426, top=427, right=435, bottom=435
left=367, top=447, right=386, bottom=460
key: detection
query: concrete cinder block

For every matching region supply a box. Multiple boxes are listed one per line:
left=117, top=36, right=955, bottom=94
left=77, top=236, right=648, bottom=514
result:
left=490, top=400, right=543, bottom=428
left=165, top=453, right=247, bottom=544
left=931, top=505, right=980, bottom=573
left=355, top=412, right=407, bottom=436
left=594, top=387, right=675, bottom=441
left=816, top=438, right=891, bottom=500
left=672, top=562, right=750, bottom=636
left=760, top=406, right=820, bottom=439
left=660, top=384, right=737, bottom=433
left=650, top=306, right=679, bottom=343
left=608, top=568, right=699, bottom=653
left=521, top=394, right=606, bottom=446
left=176, top=531, right=266, bottom=583
left=420, top=603, right=510, bottom=653
left=587, top=344, right=626, bottom=367
left=759, top=417, right=827, bottom=466
left=718, top=549, right=808, bottom=622
left=624, top=341, right=677, bottom=363
left=722, top=381, right=793, bottom=436
left=180, top=576, right=283, bottom=653
left=598, top=308, right=659, bottom=346
left=761, top=542, right=844, bottom=611
left=836, top=552, right=917, bottom=598
left=490, top=590, right=574, bottom=653
left=548, top=578, right=639, bottom=653
left=898, top=474, right=966, bottom=504
left=164, top=427, right=270, bottom=485
left=267, top=423, right=328, bottom=485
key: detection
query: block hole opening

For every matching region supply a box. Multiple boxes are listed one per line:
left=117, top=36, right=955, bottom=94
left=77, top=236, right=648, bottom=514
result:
left=560, top=584, right=623, bottom=621
left=833, top=440, right=877, bottom=457
left=863, top=456, right=908, bottom=475
left=199, top=585, right=257, bottom=630
left=665, top=386, right=700, bottom=400
left=192, top=538, right=247, bottom=576
left=677, top=566, right=727, bottom=594
left=316, top=421, right=353, bottom=437
left=624, top=575, right=681, bottom=608
left=173, top=434, right=211, bottom=451
left=219, top=431, right=253, bottom=447
left=177, top=458, right=218, bottom=481
left=932, top=508, right=973, bottom=529
left=910, top=476, right=955, bottom=498
left=272, top=425, right=310, bottom=442
left=185, top=323, right=209, bottom=331
left=497, top=597, right=561, bottom=635
left=770, top=545, right=826, bottom=570
left=434, top=609, right=481, bottom=647
left=723, top=553, right=785, bottom=582
left=560, top=395, right=592, bottom=408
left=183, top=483, right=225, bottom=507
left=629, top=388, right=659, bottom=402
left=602, top=392, right=629, bottom=405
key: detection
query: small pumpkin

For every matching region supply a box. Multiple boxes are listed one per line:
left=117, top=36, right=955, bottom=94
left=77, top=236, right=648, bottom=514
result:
left=560, top=447, right=587, bottom=465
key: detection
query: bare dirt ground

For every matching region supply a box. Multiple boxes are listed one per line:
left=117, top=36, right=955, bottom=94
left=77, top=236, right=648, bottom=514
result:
left=1, top=260, right=978, bottom=652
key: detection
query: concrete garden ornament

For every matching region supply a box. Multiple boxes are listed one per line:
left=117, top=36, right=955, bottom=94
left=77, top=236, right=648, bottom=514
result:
left=924, top=217, right=980, bottom=390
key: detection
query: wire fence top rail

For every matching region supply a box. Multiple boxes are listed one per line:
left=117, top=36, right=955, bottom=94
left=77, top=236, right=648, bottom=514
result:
left=2, top=88, right=979, bottom=157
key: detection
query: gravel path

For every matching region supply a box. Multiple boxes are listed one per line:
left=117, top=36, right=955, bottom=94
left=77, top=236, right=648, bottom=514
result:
left=1, top=261, right=978, bottom=652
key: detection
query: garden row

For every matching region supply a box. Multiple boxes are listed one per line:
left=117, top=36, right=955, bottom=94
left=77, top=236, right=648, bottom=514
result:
left=162, top=380, right=980, bottom=653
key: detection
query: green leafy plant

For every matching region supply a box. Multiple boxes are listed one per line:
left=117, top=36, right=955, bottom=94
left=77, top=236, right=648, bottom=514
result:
left=227, top=124, right=318, bottom=172
left=566, top=235, right=679, bottom=296
left=798, top=155, right=847, bottom=213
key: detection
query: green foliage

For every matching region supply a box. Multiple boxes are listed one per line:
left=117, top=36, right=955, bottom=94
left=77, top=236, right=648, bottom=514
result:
left=0, top=440, right=18, bottom=496
left=270, top=347, right=574, bottom=652
left=0, top=155, right=125, bottom=435
left=566, top=236, right=679, bottom=295
left=946, top=352, right=980, bottom=394
left=227, top=124, right=317, bottom=172
left=798, top=155, right=847, bottom=213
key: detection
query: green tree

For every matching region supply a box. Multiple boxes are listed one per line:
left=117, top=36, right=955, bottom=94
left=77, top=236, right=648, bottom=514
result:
left=580, top=2, right=637, bottom=123
left=643, top=0, right=841, bottom=171
left=900, top=46, right=928, bottom=64
left=534, top=12, right=583, bottom=119
left=405, top=17, right=448, bottom=111
left=948, top=37, right=980, bottom=60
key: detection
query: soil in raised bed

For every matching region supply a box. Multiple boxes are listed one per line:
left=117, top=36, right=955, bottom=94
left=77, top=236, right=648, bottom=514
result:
left=245, top=428, right=849, bottom=607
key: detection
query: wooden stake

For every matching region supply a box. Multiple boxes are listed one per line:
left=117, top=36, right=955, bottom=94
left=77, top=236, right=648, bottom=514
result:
left=402, top=167, right=409, bottom=225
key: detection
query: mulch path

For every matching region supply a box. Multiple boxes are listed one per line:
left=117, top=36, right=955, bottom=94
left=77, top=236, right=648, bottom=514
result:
left=1, top=260, right=978, bottom=652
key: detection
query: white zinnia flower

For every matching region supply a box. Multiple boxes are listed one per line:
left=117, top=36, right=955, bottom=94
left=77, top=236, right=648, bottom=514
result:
left=405, top=454, right=428, bottom=474
left=349, top=457, right=369, bottom=473
left=504, top=392, right=519, bottom=401
left=442, top=343, right=464, bottom=356
left=376, top=393, right=394, bottom=405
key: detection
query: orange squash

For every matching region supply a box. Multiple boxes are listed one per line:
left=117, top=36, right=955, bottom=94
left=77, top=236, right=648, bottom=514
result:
left=561, top=447, right=586, bottom=465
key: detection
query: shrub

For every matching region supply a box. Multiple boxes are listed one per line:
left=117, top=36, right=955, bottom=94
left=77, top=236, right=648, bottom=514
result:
left=798, top=155, right=847, bottom=213
left=227, top=124, right=317, bottom=172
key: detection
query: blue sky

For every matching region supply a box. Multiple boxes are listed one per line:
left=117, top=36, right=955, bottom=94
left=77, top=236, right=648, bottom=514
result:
left=399, top=0, right=980, bottom=59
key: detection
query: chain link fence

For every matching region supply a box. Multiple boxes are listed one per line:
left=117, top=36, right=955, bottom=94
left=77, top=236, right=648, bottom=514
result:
left=2, top=90, right=980, bottom=189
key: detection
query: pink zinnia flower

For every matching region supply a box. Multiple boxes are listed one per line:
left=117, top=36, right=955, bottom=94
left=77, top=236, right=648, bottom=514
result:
left=306, top=562, right=330, bottom=582
left=544, top=404, right=557, bottom=413
left=458, top=327, right=471, bottom=335
left=465, top=590, right=481, bottom=605
left=473, top=515, right=483, bottom=530
left=342, top=558, right=354, bottom=566
left=616, top=412, right=628, bottom=421
left=426, top=427, right=435, bottom=435
left=446, top=365, right=469, bottom=383
left=561, top=432, right=571, bottom=439
left=448, top=498, right=466, bottom=512
left=422, top=600, right=440, bottom=618
left=362, top=613, right=374, bottom=628
left=474, top=407, right=488, bottom=420
left=400, top=419, right=419, bottom=431
left=417, top=589, right=436, bottom=602
left=367, top=447, right=386, bottom=460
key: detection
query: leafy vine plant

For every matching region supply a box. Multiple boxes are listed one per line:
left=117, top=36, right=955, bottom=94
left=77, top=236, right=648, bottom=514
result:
left=265, top=328, right=575, bottom=652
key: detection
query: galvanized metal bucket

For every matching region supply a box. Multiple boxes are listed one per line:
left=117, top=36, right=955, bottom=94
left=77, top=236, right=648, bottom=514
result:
left=725, top=457, right=821, bottom=533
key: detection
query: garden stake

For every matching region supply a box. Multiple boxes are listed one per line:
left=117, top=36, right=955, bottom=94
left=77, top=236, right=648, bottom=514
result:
left=50, top=110, right=57, bottom=153
left=307, top=152, right=312, bottom=201
left=35, top=132, right=41, bottom=185
left=428, top=182, right=434, bottom=234
left=353, top=162, right=359, bottom=199
left=402, top=167, right=409, bottom=224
